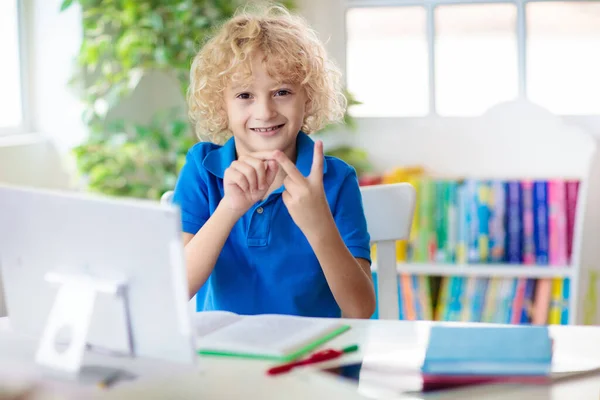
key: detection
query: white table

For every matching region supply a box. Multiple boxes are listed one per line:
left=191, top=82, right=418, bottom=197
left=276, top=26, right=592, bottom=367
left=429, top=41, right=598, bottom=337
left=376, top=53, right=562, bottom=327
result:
left=2, top=317, right=600, bottom=400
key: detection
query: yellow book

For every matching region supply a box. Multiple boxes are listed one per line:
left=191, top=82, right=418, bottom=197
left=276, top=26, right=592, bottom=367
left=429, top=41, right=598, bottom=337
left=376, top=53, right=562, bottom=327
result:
left=549, top=278, right=563, bottom=324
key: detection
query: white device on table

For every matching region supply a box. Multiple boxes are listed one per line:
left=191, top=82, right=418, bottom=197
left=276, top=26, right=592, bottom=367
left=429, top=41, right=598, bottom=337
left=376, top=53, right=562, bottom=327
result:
left=0, top=184, right=196, bottom=377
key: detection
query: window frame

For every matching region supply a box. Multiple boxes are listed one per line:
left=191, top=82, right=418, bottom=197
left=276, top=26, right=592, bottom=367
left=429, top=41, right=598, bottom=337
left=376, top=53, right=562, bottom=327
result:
left=344, top=0, right=600, bottom=118
left=0, top=0, right=29, bottom=136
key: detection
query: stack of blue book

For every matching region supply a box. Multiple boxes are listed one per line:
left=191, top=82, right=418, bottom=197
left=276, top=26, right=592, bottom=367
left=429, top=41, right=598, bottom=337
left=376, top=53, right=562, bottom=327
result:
left=421, top=325, right=553, bottom=391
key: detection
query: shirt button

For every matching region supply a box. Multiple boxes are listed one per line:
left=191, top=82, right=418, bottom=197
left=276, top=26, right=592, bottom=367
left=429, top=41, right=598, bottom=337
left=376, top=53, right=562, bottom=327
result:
left=256, top=207, right=264, bottom=214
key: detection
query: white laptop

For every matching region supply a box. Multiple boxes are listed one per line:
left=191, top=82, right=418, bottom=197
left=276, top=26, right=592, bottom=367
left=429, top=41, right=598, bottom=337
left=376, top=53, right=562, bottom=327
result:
left=0, top=184, right=196, bottom=373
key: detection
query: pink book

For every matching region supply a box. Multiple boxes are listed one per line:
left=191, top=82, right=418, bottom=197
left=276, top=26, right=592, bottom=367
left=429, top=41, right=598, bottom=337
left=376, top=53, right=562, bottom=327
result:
left=548, top=180, right=568, bottom=266
left=547, top=180, right=568, bottom=324
left=510, top=279, right=527, bottom=324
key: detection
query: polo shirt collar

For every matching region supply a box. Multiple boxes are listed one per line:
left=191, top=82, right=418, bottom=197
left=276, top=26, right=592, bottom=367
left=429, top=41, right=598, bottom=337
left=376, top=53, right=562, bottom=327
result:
left=202, top=131, right=327, bottom=179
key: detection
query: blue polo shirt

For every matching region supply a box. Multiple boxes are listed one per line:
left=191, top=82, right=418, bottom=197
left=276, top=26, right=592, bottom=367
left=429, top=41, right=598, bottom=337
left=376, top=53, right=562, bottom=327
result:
left=172, top=131, right=371, bottom=317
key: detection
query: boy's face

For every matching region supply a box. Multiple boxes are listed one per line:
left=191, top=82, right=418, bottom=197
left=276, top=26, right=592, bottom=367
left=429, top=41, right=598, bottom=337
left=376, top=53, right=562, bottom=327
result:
left=224, top=53, right=307, bottom=158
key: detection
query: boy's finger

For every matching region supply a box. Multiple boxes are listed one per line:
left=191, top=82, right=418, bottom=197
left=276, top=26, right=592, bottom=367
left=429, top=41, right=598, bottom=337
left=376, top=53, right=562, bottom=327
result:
left=265, top=160, right=279, bottom=187
left=309, top=140, right=324, bottom=182
left=274, top=151, right=304, bottom=183
left=226, top=168, right=250, bottom=192
left=231, top=161, right=258, bottom=192
left=239, top=156, right=267, bottom=190
left=248, top=150, right=279, bottom=161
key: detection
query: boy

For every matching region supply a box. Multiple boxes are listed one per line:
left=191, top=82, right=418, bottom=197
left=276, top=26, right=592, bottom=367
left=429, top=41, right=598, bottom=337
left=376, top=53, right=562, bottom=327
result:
left=173, top=4, right=375, bottom=318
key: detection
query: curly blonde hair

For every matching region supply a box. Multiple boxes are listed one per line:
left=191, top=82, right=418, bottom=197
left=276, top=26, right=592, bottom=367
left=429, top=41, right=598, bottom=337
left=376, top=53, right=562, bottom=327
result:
left=187, top=3, right=346, bottom=143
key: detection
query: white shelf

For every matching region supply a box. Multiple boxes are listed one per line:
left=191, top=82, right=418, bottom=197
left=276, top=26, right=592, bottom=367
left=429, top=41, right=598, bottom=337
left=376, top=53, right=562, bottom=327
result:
left=372, top=263, right=574, bottom=278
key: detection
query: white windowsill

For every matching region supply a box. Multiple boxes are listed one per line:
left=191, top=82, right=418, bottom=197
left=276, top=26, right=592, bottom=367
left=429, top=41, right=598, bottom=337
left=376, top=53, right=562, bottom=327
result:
left=0, top=133, right=49, bottom=148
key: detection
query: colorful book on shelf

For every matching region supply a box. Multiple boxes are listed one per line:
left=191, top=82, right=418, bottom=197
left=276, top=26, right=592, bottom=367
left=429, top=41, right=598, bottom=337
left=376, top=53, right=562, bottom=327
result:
left=565, top=180, right=580, bottom=264
left=561, top=278, right=571, bottom=325
left=533, top=181, right=551, bottom=324
left=562, top=180, right=579, bottom=324
left=194, top=312, right=350, bottom=362
left=516, top=180, right=535, bottom=324
left=548, top=180, right=568, bottom=324
left=445, top=180, right=459, bottom=263
left=434, top=180, right=448, bottom=263
left=489, top=180, right=506, bottom=263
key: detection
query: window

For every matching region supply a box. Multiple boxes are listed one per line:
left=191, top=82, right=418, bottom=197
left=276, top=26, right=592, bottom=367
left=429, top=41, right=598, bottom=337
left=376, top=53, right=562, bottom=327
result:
left=434, top=4, right=518, bottom=116
left=346, top=0, right=600, bottom=117
left=0, top=0, right=24, bottom=133
left=526, top=2, right=600, bottom=115
left=346, top=7, right=429, bottom=117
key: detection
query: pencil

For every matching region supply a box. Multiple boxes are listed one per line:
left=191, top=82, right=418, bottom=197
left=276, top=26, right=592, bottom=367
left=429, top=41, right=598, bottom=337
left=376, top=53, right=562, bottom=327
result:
left=97, top=371, right=121, bottom=389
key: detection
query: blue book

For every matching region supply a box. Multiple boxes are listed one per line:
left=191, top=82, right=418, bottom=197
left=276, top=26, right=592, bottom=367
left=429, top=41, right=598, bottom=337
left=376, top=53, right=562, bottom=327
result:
left=505, top=181, right=523, bottom=264
left=371, top=271, right=379, bottom=320
left=466, top=180, right=479, bottom=263
left=521, top=279, right=536, bottom=323
left=471, top=277, right=489, bottom=322
left=561, top=278, right=570, bottom=325
left=533, top=181, right=549, bottom=264
left=489, top=180, right=506, bottom=263
left=397, top=275, right=404, bottom=320
left=421, top=326, right=552, bottom=376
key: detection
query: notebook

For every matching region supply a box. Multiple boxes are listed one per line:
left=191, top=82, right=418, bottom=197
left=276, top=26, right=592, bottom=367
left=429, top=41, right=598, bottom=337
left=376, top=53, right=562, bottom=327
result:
left=193, top=311, right=351, bottom=362
left=421, top=325, right=553, bottom=376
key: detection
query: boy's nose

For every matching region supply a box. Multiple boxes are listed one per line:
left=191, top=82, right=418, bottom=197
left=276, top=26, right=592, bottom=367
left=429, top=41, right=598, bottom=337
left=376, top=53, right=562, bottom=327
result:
left=254, top=98, right=278, bottom=120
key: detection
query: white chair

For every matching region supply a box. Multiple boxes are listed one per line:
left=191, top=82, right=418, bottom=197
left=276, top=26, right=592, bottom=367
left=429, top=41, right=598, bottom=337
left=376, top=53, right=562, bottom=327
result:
left=360, top=183, right=416, bottom=319
left=161, top=192, right=198, bottom=312
left=161, top=190, right=174, bottom=205
left=161, top=182, right=417, bottom=319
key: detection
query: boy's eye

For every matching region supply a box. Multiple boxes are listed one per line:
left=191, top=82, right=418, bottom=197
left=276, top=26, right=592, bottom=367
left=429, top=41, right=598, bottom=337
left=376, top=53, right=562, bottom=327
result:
left=237, top=93, right=251, bottom=100
left=275, top=89, right=291, bottom=97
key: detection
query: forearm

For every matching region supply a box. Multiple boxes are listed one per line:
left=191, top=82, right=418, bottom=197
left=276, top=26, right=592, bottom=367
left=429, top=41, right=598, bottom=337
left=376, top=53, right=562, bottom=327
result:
left=305, top=216, right=376, bottom=319
left=185, top=203, right=239, bottom=298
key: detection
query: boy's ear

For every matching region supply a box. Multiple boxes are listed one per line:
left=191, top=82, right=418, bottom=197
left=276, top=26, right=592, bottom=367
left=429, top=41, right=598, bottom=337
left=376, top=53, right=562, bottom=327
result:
left=304, top=98, right=314, bottom=116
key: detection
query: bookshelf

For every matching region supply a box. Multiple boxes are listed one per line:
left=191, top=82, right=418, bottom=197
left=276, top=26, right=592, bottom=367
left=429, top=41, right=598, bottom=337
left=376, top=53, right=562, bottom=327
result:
left=386, top=264, right=573, bottom=279
left=369, top=100, right=600, bottom=325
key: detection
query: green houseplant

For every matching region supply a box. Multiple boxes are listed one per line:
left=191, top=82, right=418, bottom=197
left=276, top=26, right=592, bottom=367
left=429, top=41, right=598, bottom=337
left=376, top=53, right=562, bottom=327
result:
left=62, top=0, right=370, bottom=200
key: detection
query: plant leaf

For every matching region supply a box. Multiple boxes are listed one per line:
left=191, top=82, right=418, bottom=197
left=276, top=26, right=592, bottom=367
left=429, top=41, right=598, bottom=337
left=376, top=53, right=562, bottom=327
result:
left=60, top=0, right=74, bottom=12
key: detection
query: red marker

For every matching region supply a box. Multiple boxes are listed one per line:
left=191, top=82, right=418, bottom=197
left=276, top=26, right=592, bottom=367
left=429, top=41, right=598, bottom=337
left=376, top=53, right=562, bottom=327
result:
left=267, top=344, right=359, bottom=376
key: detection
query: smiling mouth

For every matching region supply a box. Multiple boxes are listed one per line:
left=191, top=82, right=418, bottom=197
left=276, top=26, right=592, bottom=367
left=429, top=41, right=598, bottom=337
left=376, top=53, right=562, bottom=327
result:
left=250, top=124, right=285, bottom=133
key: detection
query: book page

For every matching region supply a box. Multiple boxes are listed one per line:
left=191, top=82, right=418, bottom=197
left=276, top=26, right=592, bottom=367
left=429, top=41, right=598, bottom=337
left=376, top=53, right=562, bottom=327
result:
left=198, top=314, right=342, bottom=356
left=192, top=311, right=243, bottom=337
left=551, top=354, right=600, bottom=379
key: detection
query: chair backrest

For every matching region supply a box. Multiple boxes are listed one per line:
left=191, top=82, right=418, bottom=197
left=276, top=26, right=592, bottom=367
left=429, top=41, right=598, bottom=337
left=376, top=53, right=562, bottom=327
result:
left=161, top=190, right=174, bottom=205
left=162, top=183, right=417, bottom=320
left=161, top=191, right=197, bottom=312
left=360, top=183, right=416, bottom=319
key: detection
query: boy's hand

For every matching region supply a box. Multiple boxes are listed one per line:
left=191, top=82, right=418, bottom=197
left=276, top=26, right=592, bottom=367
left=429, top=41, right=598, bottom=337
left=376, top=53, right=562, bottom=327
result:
left=222, top=155, right=279, bottom=218
left=274, top=140, right=332, bottom=236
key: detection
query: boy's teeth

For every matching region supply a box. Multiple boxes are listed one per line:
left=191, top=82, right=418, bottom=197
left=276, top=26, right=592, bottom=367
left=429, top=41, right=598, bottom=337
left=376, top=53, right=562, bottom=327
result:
left=254, top=125, right=280, bottom=132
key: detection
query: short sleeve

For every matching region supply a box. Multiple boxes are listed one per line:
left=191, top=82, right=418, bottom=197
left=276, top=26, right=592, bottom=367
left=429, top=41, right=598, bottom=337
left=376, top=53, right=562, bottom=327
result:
left=333, top=169, right=372, bottom=264
left=172, top=149, right=210, bottom=234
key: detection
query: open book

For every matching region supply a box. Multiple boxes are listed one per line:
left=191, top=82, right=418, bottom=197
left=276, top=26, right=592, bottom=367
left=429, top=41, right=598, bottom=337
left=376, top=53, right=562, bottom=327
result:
left=193, top=311, right=350, bottom=362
